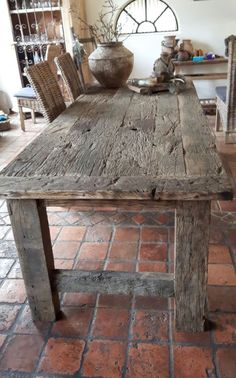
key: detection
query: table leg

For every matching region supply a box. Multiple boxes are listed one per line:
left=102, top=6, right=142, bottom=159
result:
left=7, top=199, right=60, bottom=321
left=175, top=201, right=211, bottom=332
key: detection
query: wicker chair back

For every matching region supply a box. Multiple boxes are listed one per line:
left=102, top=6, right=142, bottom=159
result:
left=55, top=53, right=82, bottom=102
left=25, top=61, right=66, bottom=124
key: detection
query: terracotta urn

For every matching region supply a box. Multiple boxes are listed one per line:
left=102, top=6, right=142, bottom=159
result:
left=88, top=42, right=134, bottom=88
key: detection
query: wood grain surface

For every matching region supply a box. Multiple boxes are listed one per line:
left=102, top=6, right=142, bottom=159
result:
left=0, top=86, right=232, bottom=200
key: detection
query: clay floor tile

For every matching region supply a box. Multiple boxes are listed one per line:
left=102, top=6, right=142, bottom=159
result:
left=62, top=292, right=97, bottom=307
left=172, top=314, right=211, bottom=346
left=208, top=264, right=236, bottom=286
left=57, top=226, right=86, bottom=241
left=114, top=227, right=140, bottom=242
left=0, top=334, right=44, bottom=373
left=0, top=279, right=26, bottom=303
left=54, top=259, right=74, bottom=269
left=132, top=310, right=169, bottom=341
left=78, top=242, right=109, bottom=260
left=92, top=308, right=130, bottom=339
left=49, top=226, right=61, bottom=241
left=53, top=241, right=79, bottom=259
left=51, top=307, right=93, bottom=337
left=39, top=338, right=85, bottom=375
left=106, top=261, right=136, bottom=272
left=138, top=261, right=167, bottom=273
left=209, top=229, right=225, bottom=244
left=127, top=343, right=169, bottom=378
left=219, top=200, right=236, bottom=212
left=211, top=313, right=236, bottom=344
left=217, top=349, right=236, bottom=378
left=174, top=346, right=214, bottom=378
left=228, top=229, right=236, bottom=244
left=0, top=227, right=11, bottom=240
left=82, top=340, right=126, bottom=378
left=0, top=304, right=20, bottom=332
left=85, top=225, right=113, bottom=242
left=132, top=214, right=146, bottom=225
left=98, top=294, right=132, bottom=309
left=14, top=306, right=51, bottom=335
left=139, top=243, right=168, bottom=261
left=134, top=296, right=168, bottom=311
left=208, top=286, right=236, bottom=312
left=109, top=242, right=138, bottom=260
left=75, top=260, right=104, bottom=270
left=0, top=259, right=14, bottom=278
left=208, top=244, right=232, bottom=264
left=141, top=227, right=168, bottom=243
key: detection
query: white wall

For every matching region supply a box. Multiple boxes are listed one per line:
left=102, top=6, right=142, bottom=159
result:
left=0, top=0, right=22, bottom=112
left=84, top=0, right=236, bottom=98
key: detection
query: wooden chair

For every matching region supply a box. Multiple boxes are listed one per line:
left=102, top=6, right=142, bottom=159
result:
left=14, top=44, right=62, bottom=131
left=25, top=61, right=66, bottom=124
left=215, top=35, right=236, bottom=143
left=55, top=52, right=82, bottom=102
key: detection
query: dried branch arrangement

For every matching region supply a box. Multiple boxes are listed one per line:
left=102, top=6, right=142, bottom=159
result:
left=78, top=0, right=123, bottom=43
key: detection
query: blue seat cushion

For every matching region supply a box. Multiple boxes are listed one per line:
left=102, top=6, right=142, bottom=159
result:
left=14, top=87, right=36, bottom=99
left=216, top=86, right=227, bottom=103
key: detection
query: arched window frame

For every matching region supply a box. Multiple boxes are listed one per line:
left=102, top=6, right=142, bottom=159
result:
left=115, top=0, right=179, bottom=35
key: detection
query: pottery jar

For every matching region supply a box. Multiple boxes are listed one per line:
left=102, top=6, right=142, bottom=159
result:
left=181, top=39, right=194, bottom=54
left=88, top=42, right=134, bottom=88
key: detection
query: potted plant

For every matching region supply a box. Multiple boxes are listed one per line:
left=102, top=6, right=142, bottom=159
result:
left=79, top=0, right=134, bottom=88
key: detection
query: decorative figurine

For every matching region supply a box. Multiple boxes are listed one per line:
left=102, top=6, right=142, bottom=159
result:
left=152, top=52, right=175, bottom=82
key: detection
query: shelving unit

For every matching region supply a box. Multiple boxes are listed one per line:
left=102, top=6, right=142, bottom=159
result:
left=7, top=0, right=65, bottom=87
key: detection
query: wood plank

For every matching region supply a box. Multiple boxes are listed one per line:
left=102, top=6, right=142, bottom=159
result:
left=102, top=93, right=157, bottom=176
left=175, top=201, right=211, bottom=332
left=0, top=175, right=232, bottom=200
left=148, top=93, right=186, bottom=176
left=53, top=270, right=175, bottom=297
left=7, top=200, right=60, bottom=321
left=178, top=86, right=227, bottom=176
left=44, top=199, right=177, bottom=210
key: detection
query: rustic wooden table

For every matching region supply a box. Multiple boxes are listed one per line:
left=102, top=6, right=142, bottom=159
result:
left=0, top=86, right=233, bottom=332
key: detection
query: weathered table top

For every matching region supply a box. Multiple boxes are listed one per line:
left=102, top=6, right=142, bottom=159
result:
left=0, top=86, right=233, bottom=201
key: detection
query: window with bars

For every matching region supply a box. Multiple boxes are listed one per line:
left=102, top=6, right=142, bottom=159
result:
left=116, top=0, right=178, bottom=35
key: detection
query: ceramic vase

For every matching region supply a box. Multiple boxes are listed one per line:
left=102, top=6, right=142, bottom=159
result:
left=88, top=42, right=134, bottom=88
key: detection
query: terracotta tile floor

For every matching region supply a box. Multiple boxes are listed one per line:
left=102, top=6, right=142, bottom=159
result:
left=0, top=114, right=235, bottom=377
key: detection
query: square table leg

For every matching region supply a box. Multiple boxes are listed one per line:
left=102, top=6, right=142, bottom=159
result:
left=175, top=201, right=211, bottom=332
left=7, top=199, right=60, bottom=321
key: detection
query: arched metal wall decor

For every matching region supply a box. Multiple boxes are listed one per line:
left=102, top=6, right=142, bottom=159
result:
left=116, top=0, right=178, bottom=34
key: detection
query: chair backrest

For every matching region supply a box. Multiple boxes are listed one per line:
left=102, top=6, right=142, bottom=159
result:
left=225, top=35, right=236, bottom=128
left=25, top=61, right=66, bottom=124
left=55, top=52, right=82, bottom=102
left=45, top=44, right=62, bottom=78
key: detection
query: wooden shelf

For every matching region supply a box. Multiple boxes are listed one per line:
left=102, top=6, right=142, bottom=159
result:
left=10, top=7, right=60, bottom=14
left=186, top=73, right=227, bottom=80
left=173, top=58, right=228, bottom=66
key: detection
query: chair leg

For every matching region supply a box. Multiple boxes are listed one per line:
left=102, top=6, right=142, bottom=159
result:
left=215, top=109, right=222, bottom=132
left=18, top=105, right=25, bottom=132
left=31, top=110, right=36, bottom=124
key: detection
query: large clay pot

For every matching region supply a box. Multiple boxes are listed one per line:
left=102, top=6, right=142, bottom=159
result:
left=88, top=42, right=134, bottom=88
left=161, top=35, right=179, bottom=55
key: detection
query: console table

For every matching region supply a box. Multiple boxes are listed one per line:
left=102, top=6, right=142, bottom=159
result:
left=173, top=58, right=228, bottom=80
left=0, top=85, right=233, bottom=333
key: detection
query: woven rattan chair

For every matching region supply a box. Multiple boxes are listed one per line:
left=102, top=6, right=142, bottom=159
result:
left=25, top=61, right=66, bottom=124
left=55, top=52, right=82, bottom=103
left=215, top=35, right=236, bottom=143
left=14, top=44, right=62, bottom=131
